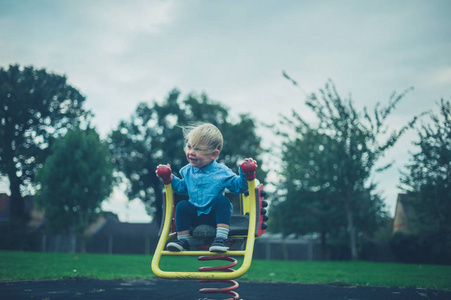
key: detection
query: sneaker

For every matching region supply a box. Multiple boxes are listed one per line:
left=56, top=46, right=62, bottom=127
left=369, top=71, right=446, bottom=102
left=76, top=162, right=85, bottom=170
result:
left=167, top=239, right=190, bottom=251
left=209, top=237, right=229, bottom=252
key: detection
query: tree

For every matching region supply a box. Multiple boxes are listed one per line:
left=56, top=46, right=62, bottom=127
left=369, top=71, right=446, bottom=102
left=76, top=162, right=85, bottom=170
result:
left=36, top=127, right=114, bottom=252
left=109, top=89, right=266, bottom=225
left=271, top=127, right=345, bottom=257
left=0, top=65, right=88, bottom=227
left=272, top=119, right=385, bottom=259
left=274, top=78, right=419, bottom=259
left=399, top=99, right=450, bottom=256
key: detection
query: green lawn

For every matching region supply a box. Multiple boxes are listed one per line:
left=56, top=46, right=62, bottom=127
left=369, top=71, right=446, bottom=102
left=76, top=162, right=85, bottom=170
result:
left=1, top=251, right=450, bottom=290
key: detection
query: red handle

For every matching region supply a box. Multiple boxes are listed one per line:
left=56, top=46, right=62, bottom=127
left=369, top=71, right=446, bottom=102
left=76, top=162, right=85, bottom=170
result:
left=240, top=160, right=257, bottom=181
left=156, top=165, right=172, bottom=185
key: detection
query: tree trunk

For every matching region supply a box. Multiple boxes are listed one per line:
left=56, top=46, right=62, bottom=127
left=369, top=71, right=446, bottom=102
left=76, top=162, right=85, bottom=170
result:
left=345, top=194, right=358, bottom=260
left=320, top=230, right=327, bottom=260
left=3, top=127, right=26, bottom=224
left=80, top=236, right=87, bottom=253
left=8, top=171, right=26, bottom=223
left=79, top=214, right=88, bottom=253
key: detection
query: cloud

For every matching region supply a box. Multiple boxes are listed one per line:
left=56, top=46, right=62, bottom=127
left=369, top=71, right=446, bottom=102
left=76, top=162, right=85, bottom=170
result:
left=78, top=0, right=176, bottom=55
left=430, top=67, right=451, bottom=85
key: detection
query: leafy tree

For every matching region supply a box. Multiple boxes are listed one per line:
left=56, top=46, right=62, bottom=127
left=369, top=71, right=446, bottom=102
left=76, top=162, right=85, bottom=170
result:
left=271, top=128, right=345, bottom=258
left=399, top=99, right=450, bottom=260
left=272, top=120, right=385, bottom=259
left=36, top=127, right=114, bottom=251
left=0, top=65, right=88, bottom=227
left=274, top=78, right=419, bottom=259
left=109, top=89, right=265, bottom=225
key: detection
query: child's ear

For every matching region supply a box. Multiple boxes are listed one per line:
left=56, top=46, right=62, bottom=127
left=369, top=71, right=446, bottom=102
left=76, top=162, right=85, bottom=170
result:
left=211, top=149, right=220, bottom=160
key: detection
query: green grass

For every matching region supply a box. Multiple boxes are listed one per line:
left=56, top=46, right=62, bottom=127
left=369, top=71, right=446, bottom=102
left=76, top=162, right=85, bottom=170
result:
left=1, top=251, right=450, bottom=290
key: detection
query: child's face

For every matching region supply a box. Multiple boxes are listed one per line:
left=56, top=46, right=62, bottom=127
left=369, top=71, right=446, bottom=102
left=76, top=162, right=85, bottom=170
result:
left=185, top=142, right=217, bottom=169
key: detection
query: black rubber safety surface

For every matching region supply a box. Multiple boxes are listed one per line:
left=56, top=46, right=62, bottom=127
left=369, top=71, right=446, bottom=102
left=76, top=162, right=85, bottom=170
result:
left=1, top=279, right=450, bottom=300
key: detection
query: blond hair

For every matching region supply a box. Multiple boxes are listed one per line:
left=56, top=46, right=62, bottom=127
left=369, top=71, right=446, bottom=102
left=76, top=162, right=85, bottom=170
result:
left=182, top=123, right=223, bottom=154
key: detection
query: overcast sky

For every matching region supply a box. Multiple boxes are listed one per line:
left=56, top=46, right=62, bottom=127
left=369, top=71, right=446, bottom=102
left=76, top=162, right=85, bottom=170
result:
left=1, top=0, right=450, bottom=222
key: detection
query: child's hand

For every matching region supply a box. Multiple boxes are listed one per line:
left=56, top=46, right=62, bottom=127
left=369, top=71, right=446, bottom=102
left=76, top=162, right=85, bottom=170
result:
left=156, top=164, right=173, bottom=184
left=242, top=158, right=257, bottom=167
left=240, top=158, right=258, bottom=180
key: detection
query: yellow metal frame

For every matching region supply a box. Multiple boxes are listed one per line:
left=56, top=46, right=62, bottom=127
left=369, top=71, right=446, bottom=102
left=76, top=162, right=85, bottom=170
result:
left=151, top=178, right=257, bottom=280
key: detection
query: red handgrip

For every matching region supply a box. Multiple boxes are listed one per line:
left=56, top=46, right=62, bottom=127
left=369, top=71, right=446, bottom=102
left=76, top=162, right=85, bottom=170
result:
left=156, top=165, right=172, bottom=185
left=240, top=160, right=257, bottom=181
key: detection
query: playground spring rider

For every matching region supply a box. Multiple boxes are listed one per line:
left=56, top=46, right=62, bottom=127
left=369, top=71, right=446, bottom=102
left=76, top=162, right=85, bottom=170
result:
left=152, top=160, right=268, bottom=299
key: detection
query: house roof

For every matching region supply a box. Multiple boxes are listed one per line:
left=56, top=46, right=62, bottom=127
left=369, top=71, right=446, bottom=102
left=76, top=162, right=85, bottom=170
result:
left=393, top=193, right=411, bottom=233
left=0, top=193, right=45, bottom=229
left=0, top=193, right=158, bottom=237
left=397, top=193, right=411, bottom=215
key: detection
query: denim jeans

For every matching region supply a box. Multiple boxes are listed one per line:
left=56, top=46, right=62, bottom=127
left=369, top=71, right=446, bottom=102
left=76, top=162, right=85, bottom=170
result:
left=175, top=195, right=231, bottom=232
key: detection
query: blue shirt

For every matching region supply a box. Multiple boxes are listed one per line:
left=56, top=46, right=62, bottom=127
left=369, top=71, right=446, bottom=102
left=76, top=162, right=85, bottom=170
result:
left=171, top=160, right=248, bottom=216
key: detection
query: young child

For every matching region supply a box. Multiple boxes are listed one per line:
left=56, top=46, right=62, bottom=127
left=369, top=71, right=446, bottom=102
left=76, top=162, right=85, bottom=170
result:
left=156, top=123, right=257, bottom=252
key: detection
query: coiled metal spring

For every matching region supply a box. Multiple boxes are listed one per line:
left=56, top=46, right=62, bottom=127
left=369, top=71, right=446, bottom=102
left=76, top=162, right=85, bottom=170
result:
left=198, top=255, right=240, bottom=300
